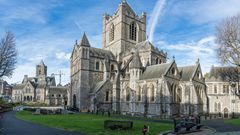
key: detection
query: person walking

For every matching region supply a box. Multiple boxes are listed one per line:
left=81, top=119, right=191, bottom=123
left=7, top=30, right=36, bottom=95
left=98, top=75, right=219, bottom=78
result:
left=142, top=125, right=148, bottom=135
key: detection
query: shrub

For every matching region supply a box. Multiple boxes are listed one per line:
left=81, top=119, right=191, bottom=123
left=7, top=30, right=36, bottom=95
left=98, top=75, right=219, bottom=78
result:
left=23, top=108, right=36, bottom=112
left=104, top=120, right=133, bottom=130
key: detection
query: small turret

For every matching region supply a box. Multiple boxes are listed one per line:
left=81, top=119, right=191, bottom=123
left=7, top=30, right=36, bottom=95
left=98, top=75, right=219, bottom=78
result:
left=79, top=33, right=90, bottom=59
left=130, top=51, right=143, bottom=82
left=79, top=33, right=90, bottom=47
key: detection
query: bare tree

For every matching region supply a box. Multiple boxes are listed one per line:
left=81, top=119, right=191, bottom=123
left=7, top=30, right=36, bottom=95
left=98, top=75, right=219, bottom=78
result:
left=0, top=31, right=17, bottom=78
left=216, top=14, right=240, bottom=66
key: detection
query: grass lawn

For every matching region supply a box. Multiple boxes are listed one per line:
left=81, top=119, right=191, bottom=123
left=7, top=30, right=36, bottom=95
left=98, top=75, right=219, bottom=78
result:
left=225, top=118, right=240, bottom=126
left=16, top=111, right=173, bottom=135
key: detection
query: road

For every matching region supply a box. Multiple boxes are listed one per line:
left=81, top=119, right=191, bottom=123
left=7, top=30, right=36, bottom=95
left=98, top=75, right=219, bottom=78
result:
left=0, top=111, right=83, bottom=135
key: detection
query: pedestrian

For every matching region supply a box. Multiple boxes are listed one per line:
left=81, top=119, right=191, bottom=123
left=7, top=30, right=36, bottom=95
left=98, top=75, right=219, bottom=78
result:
left=142, top=125, right=148, bottom=135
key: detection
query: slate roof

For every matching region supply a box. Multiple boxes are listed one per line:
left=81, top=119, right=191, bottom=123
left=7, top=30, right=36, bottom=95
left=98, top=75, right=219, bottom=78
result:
left=179, top=65, right=197, bottom=81
left=140, top=62, right=172, bottom=80
left=90, top=47, right=115, bottom=60
left=134, top=41, right=167, bottom=57
left=129, top=51, right=142, bottom=69
left=48, top=86, right=68, bottom=94
left=91, top=80, right=108, bottom=93
left=13, top=84, right=25, bottom=89
left=120, top=40, right=166, bottom=58
left=207, top=66, right=238, bottom=82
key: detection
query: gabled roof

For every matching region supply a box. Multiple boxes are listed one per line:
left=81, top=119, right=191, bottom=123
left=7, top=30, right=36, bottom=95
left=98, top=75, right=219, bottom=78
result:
left=79, top=33, right=90, bottom=47
left=90, top=47, right=115, bottom=60
left=179, top=65, right=197, bottom=81
left=140, top=61, right=173, bottom=80
left=121, top=40, right=167, bottom=58
left=13, top=84, right=25, bottom=89
left=135, top=41, right=167, bottom=57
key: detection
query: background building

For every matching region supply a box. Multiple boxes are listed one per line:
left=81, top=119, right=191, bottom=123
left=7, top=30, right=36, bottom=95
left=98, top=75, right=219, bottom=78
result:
left=0, top=80, right=12, bottom=97
left=12, top=60, right=69, bottom=106
left=206, top=66, right=240, bottom=118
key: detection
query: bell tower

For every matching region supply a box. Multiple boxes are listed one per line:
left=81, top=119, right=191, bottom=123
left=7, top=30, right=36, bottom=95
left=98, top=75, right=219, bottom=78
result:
left=36, top=60, right=47, bottom=77
left=102, top=0, right=146, bottom=60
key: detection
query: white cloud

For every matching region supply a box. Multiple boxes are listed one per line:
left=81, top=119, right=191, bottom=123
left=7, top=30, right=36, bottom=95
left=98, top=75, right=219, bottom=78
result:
left=158, top=36, right=220, bottom=74
left=148, top=0, right=166, bottom=42
left=4, top=63, right=35, bottom=84
left=56, top=52, right=71, bottom=60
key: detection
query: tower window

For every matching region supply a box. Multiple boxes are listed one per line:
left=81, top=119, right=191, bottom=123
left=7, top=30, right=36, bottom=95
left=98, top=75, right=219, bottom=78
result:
left=150, top=84, right=155, bottom=101
left=129, top=22, right=137, bottom=41
left=96, top=61, right=100, bottom=70
left=126, top=88, right=130, bottom=101
left=109, top=24, right=114, bottom=42
left=156, top=58, right=159, bottom=64
left=105, top=91, right=109, bottom=101
left=214, top=85, right=217, bottom=94
left=111, top=64, right=114, bottom=72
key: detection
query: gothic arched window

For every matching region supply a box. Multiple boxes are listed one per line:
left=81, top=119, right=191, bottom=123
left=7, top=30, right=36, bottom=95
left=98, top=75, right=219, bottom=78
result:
left=214, top=102, right=218, bottom=112
left=156, top=58, right=159, bottom=64
left=109, top=24, right=114, bottom=42
left=150, top=84, right=155, bottom=101
left=111, top=64, right=114, bottom=72
left=218, top=102, right=221, bottom=112
left=137, top=86, right=141, bottom=101
left=126, top=88, right=130, bottom=101
left=129, top=22, right=137, bottom=41
left=177, top=87, right=182, bottom=103
left=105, top=91, right=109, bottom=101
left=96, top=61, right=100, bottom=70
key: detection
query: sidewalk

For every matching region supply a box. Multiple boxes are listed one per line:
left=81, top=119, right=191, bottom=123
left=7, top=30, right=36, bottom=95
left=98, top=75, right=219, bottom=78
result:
left=213, top=132, right=240, bottom=135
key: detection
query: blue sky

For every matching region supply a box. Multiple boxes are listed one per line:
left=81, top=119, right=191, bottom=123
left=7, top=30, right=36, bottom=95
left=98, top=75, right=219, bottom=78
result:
left=1, top=0, right=240, bottom=85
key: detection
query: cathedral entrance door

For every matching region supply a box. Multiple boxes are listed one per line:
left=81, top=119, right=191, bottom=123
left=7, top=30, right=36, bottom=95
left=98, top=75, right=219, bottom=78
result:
left=73, top=94, right=76, bottom=108
left=224, top=108, right=229, bottom=118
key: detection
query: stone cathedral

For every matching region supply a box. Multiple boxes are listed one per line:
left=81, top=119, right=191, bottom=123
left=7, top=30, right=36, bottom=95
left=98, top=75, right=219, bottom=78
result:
left=70, top=1, right=208, bottom=117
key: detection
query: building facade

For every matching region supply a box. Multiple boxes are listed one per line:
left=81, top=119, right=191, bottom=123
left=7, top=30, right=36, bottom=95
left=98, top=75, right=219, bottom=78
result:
left=70, top=1, right=208, bottom=117
left=206, top=66, right=240, bottom=118
left=12, top=61, right=69, bottom=106
left=0, top=80, right=12, bottom=97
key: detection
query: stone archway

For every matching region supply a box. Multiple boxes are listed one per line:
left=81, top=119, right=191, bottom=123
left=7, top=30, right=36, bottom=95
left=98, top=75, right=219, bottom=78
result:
left=73, top=94, right=77, bottom=108
left=224, top=108, right=229, bottom=118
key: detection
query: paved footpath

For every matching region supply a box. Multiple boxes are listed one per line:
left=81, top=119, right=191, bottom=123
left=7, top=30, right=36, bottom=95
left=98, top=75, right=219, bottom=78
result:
left=202, top=119, right=240, bottom=133
left=0, top=111, right=84, bottom=135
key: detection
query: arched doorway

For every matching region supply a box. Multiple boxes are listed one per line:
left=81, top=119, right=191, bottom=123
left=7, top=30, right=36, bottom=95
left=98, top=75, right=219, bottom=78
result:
left=224, top=108, right=229, bottom=118
left=73, top=94, right=76, bottom=108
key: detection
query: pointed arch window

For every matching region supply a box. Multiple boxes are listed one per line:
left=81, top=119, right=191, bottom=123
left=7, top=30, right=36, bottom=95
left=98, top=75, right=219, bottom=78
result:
left=218, top=102, right=221, bottom=112
left=150, top=84, right=155, bottom=101
left=96, top=61, right=100, bottom=71
left=126, top=88, right=130, bottom=101
left=129, top=22, right=137, bottom=41
left=214, top=102, right=218, bottom=112
left=137, top=86, right=141, bottom=101
left=111, top=64, right=114, bottom=72
left=177, top=87, right=182, bottom=103
left=109, top=24, right=114, bottom=42
left=105, top=91, right=109, bottom=101
left=156, top=58, right=159, bottom=64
